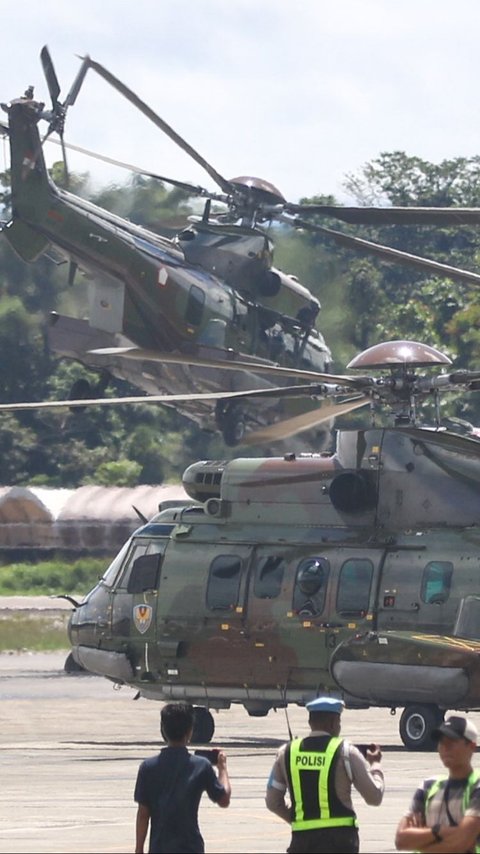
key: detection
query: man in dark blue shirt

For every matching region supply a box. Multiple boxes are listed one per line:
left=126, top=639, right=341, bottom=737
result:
left=134, top=702, right=231, bottom=854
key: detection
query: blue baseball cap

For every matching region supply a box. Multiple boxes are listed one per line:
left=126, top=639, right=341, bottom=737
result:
left=306, top=696, right=345, bottom=714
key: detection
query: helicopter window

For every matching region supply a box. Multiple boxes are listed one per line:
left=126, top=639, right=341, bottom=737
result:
left=206, top=555, right=242, bottom=610
left=337, top=559, right=373, bottom=616
left=185, top=285, right=205, bottom=326
left=253, top=556, right=286, bottom=599
left=139, top=524, right=174, bottom=536
left=293, top=558, right=329, bottom=617
left=421, top=561, right=453, bottom=605
left=127, top=552, right=162, bottom=594
left=101, top=539, right=132, bottom=587
left=115, top=540, right=166, bottom=590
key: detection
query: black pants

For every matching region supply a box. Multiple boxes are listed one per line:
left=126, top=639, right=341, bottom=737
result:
left=287, top=826, right=359, bottom=854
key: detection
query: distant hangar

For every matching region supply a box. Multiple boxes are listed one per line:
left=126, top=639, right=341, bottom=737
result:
left=0, top=483, right=188, bottom=556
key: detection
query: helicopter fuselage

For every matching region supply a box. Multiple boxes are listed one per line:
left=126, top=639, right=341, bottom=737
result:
left=68, top=426, right=480, bottom=749
left=3, top=95, right=332, bottom=443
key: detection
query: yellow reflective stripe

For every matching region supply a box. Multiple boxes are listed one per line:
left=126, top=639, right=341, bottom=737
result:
left=289, top=739, right=306, bottom=822
left=318, top=737, right=341, bottom=819
left=293, top=816, right=357, bottom=830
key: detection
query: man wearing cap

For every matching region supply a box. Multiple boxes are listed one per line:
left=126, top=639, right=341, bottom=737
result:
left=265, top=695, right=384, bottom=853
left=395, top=715, right=480, bottom=853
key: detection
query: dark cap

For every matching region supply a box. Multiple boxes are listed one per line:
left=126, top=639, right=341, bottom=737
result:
left=432, top=715, right=478, bottom=745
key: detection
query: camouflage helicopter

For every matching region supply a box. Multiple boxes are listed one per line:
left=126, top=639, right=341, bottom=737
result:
left=51, top=338, right=480, bottom=752
left=3, top=47, right=480, bottom=447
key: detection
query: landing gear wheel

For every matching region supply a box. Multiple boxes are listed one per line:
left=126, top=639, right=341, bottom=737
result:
left=191, top=706, right=215, bottom=743
left=64, top=652, right=85, bottom=674
left=399, top=704, right=444, bottom=751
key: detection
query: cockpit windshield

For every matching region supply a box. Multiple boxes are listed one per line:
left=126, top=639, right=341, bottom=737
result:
left=101, top=539, right=132, bottom=587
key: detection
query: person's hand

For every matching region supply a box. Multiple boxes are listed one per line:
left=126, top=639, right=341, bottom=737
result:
left=407, top=812, right=425, bottom=828
left=216, top=750, right=227, bottom=770
left=366, top=743, right=382, bottom=763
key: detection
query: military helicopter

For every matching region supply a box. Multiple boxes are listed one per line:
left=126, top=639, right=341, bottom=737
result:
left=58, top=338, right=480, bottom=752
left=3, top=47, right=480, bottom=447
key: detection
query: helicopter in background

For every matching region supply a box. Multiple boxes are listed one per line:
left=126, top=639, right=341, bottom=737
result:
left=3, top=48, right=480, bottom=447
left=58, top=338, right=480, bottom=751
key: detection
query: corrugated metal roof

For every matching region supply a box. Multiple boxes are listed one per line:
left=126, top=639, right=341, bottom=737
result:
left=0, top=484, right=189, bottom=552
left=0, top=484, right=187, bottom=523
left=55, top=484, right=187, bottom=521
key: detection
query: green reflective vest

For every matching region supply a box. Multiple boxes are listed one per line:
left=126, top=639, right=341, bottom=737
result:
left=287, top=735, right=358, bottom=832
left=425, top=770, right=480, bottom=853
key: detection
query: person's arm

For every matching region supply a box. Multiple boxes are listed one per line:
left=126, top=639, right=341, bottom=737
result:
left=395, top=814, right=480, bottom=852
left=135, top=803, right=150, bottom=854
left=265, top=748, right=292, bottom=823
left=348, top=743, right=384, bottom=805
left=216, top=751, right=231, bottom=807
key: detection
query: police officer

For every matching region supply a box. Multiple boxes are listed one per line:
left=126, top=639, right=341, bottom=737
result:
left=265, top=696, right=384, bottom=853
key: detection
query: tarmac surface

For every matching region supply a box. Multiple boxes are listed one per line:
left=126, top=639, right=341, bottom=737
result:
left=2, top=600, right=480, bottom=853
left=4, top=652, right=480, bottom=853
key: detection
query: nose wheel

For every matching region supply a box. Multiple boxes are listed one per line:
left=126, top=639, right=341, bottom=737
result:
left=399, top=703, right=444, bottom=751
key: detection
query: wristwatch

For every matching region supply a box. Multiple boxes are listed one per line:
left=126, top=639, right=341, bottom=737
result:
left=431, top=823, right=443, bottom=842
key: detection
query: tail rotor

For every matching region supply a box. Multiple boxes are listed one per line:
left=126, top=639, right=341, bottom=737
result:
left=40, top=45, right=90, bottom=186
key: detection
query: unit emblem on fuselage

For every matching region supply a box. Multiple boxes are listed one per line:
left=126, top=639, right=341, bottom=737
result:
left=133, top=604, right=153, bottom=634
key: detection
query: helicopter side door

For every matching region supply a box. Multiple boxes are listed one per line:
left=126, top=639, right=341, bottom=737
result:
left=155, top=537, right=252, bottom=688
left=279, top=548, right=384, bottom=697
left=242, top=546, right=290, bottom=688
left=376, top=548, right=456, bottom=633
left=109, top=533, right=170, bottom=678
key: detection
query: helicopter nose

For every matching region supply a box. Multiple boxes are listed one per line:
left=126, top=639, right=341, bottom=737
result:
left=66, top=588, right=134, bottom=684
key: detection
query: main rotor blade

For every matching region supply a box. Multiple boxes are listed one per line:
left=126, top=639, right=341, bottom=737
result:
left=0, top=382, right=345, bottom=414
left=48, top=137, right=220, bottom=197
left=40, top=45, right=61, bottom=106
left=286, top=203, right=480, bottom=226
left=89, top=346, right=363, bottom=387
left=242, top=396, right=370, bottom=444
left=84, top=57, right=233, bottom=196
left=285, top=216, right=480, bottom=287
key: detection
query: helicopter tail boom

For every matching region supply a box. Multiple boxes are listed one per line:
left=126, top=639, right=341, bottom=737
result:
left=3, top=97, right=56, bottom=261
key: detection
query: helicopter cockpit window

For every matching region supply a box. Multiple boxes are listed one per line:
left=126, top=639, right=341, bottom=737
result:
left=337, top=559, right=373, bottom=616
left=101, top=539, right=132, bottom=587
left=127, top=552, right=162, bottom=594
left=421, top=561, right=453, bottom=604
left=185, top=285, right=205, bottom=326
left=206, top=555, right=242, bottom=610
left=253, top=556, right=285, bottom=599
left=114, top=540, right=166, bottom=591
left=293, top=558, right=329, bottom=617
